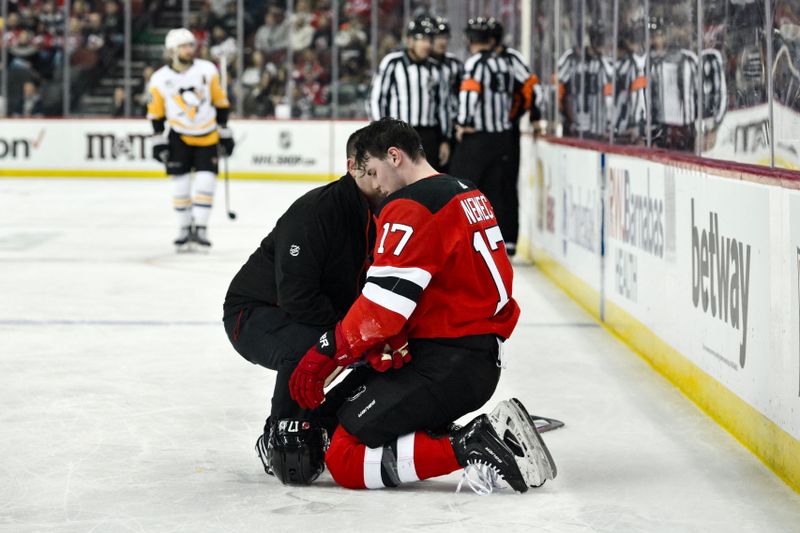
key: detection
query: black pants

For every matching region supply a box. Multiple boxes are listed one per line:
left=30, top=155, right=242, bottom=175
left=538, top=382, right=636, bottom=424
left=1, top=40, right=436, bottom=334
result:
left=415, top=126, right=444, bottom=170
left=330, top=335, right=502, bottom=448
left=166, top=130, right=220, bottom=175
left=450, top=130, right=517, bottom=246
left=505, top=125, right=521, bottom=246
left=223, top=305, right=325, bottom=420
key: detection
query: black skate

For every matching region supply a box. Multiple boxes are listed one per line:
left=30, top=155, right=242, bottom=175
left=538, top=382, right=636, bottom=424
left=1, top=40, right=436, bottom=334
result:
left=192, top=225, right=212, bottom=248
left=490, top=398, right=557, bottom=488
left=174, top=226, right=192, bottom=252
left=451, top=414, right=528, bottom=494
left=255, top=418, right=275, bottom=476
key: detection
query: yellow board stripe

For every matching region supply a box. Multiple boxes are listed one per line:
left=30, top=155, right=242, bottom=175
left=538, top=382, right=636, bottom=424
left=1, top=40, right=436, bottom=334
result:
left=0, top=169, right=337, bottom=182
left=529, top=247, right=800, bottom=494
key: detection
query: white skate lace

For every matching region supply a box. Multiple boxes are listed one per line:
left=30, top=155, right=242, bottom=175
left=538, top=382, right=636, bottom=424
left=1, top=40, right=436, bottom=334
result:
left=455, top=461, right=505, bottom=495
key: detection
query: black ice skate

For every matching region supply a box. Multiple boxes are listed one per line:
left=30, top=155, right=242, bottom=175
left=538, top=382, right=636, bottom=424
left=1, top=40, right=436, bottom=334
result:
left=451, top=414, right=528, bottom=494
left=490, top=398, right=557, bottom=488
left=174, top=226, right=192, bottom=251
left=192, top=225, right=212, bottom=248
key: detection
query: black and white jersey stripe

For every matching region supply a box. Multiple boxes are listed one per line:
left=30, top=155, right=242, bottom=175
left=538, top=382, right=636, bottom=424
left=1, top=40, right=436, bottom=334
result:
left=502, top=47, right=531, bottom=87
left=369, top=51, right=448, bottom=135
left=558, top=48, right=614, bottom=137
left=434, top=52, right=464, bottom=138
left=612, top=53, right=648, bottom=135
left=458, top=51, right=515, bottom=133
left=362, top=265, right=432, bottom=319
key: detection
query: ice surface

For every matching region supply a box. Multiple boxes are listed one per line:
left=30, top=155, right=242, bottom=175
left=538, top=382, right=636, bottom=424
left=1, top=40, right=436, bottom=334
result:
left=1, top=178, right=798, bottom=533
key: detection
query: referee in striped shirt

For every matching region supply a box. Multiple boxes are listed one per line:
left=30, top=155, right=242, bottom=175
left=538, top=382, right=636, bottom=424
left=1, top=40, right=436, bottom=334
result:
left=368, top=16, right=450, bottom=169
left=450, top=18, right=525, bottom=256
left=430, top=16, right=463, bottom=172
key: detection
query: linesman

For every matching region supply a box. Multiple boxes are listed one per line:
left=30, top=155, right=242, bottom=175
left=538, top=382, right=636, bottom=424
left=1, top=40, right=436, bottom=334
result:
left=368, top=16, right=451, bottom=169
left=430, top=16, right=463, bottom=172
left=450, top=18, right=530, bottom=257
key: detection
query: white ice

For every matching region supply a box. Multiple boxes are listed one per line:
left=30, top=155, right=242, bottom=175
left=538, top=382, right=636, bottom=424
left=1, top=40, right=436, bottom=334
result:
left=0, top=178, right=798, bottom=533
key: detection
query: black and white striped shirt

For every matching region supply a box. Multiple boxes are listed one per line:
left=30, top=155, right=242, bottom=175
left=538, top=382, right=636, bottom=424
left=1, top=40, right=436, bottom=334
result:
left=458, top=50, right=518, bottom=133
left=369, top=50, right=448, bottom=135
left=500, top=46, right=542, bottom=122
left=558, top=48, right=614, bottom=137
left=432, top=52, right=463, bottom=138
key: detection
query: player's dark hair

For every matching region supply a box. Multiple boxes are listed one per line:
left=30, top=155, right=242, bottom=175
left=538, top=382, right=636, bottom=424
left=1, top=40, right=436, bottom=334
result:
left=354, top=118, right=426, bottom=167
left=346, top=126, right=365, bottom=158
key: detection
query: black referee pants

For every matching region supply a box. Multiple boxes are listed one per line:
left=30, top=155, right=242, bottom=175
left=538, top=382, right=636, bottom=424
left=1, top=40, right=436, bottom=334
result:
left=450, top=130, right=517, bottom=247
left=414, top=126, right=444, bottom=170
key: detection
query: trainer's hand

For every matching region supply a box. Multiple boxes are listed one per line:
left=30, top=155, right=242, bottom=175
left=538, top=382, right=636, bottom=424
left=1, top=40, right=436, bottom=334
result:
left=439, top=142, right=450, bottom=166
left=219, top=127, right=235, bottom=156
left=289, top=323, right=357, bottom=409
left=365, top=332, right=411, bottom=373
left=151, top=135, right=169, bottom=163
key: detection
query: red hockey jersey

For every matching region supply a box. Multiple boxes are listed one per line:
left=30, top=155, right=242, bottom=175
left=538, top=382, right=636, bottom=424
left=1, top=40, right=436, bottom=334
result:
left=341, top=174, right=520, bottom=355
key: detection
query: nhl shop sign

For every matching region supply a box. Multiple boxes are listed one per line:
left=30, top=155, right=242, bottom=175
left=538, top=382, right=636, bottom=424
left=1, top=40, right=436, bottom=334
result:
left=690, top=198, right=752, bottom=368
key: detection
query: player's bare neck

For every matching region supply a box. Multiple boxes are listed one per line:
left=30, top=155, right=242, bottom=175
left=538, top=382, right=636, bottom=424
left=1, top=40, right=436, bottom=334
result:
left=406, top=160, right=438, bottom=186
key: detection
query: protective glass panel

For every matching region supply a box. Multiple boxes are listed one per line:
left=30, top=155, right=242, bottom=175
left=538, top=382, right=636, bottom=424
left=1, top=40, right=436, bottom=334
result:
left=772, top=0, right=800, bottom=170
left=647, top=0, right=698, bottom=153
left=701, top=0, right=770, bottom=166
left=534, top=0, right=557, bottom=128
left=556, top=0, right=585, bottom=138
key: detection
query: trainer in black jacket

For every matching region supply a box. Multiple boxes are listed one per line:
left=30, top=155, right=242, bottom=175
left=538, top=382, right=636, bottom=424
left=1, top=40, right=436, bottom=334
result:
left=223, top=131, right=379, bottom=423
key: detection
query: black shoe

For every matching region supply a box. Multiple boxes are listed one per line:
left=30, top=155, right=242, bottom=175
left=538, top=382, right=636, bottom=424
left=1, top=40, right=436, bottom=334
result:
left=451, top=414, right=528, bottom=493
left=255, top=418, right=274, bottom=476
left=192, top=225, right=212, bottom=247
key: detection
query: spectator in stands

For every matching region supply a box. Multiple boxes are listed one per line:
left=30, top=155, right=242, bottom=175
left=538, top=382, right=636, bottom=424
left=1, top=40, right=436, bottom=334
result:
left=254, top=7, right=289, bottom=56
left=290, top=13, right=314, bottom=52
left=134, top=65, right=155, bottom=115
left=13, top=81, right=44, bottom=117
left=209, top=25, right=237, bottom=66
left=111, top=86, right=126, bottom=117
left=39, top=1, right=64, bottom=36
left=103, top=1, right=124, bottom=46
left=241, top=50, right=266, bottom=90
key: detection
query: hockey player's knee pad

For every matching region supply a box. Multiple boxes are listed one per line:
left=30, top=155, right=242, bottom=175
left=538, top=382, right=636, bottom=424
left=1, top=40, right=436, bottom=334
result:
left=268, top=418, right=328, bottom=485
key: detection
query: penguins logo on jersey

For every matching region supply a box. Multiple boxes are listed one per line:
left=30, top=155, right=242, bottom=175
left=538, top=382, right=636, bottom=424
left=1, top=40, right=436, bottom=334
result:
left=173, top=87, right=205, bottom=120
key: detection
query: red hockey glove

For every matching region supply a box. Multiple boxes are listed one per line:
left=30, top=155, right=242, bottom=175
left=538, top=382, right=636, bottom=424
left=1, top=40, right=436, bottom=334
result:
left=289, top=323, right=358, bottom=409
left=365, top=333, right=411, bottom=373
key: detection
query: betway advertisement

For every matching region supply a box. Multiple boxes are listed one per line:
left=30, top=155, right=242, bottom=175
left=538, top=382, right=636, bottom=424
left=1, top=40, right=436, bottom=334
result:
left=678, top=176, right=774, bottom=410
left=526, top=138, right=800, bottom=441
left=0, top=119, right=367, bottom=179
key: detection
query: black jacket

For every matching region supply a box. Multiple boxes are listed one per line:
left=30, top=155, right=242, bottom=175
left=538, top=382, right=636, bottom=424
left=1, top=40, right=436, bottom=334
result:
left=224, top=174, right=375, bottom=328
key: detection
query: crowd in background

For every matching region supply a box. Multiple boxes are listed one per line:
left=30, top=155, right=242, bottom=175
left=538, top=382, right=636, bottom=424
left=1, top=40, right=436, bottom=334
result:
left=0, top=0, right=145, bottom=116
left=181, top=0, right=416, bottom=118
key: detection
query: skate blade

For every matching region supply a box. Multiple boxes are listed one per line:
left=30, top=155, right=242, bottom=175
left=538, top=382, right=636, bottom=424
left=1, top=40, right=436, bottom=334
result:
left=490, top=400, right=557, bottom=487
left=531, top=415, right=565, bottom=433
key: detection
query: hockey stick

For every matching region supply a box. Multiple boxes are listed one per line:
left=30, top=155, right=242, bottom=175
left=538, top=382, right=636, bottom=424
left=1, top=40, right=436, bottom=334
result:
left=219, top=54, right=236, bottom=220
left=223, top=150, right=236, bottom=220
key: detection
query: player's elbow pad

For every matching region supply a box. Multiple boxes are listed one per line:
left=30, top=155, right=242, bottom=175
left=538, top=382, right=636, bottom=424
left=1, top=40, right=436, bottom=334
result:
left=216, top=107, right=230, bottom=127
left=151, top=118, right=166, bottom=134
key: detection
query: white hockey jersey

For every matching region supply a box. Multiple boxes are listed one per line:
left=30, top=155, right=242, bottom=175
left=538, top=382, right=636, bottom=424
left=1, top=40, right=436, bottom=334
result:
left=147, top=59, right=229, bottom=146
